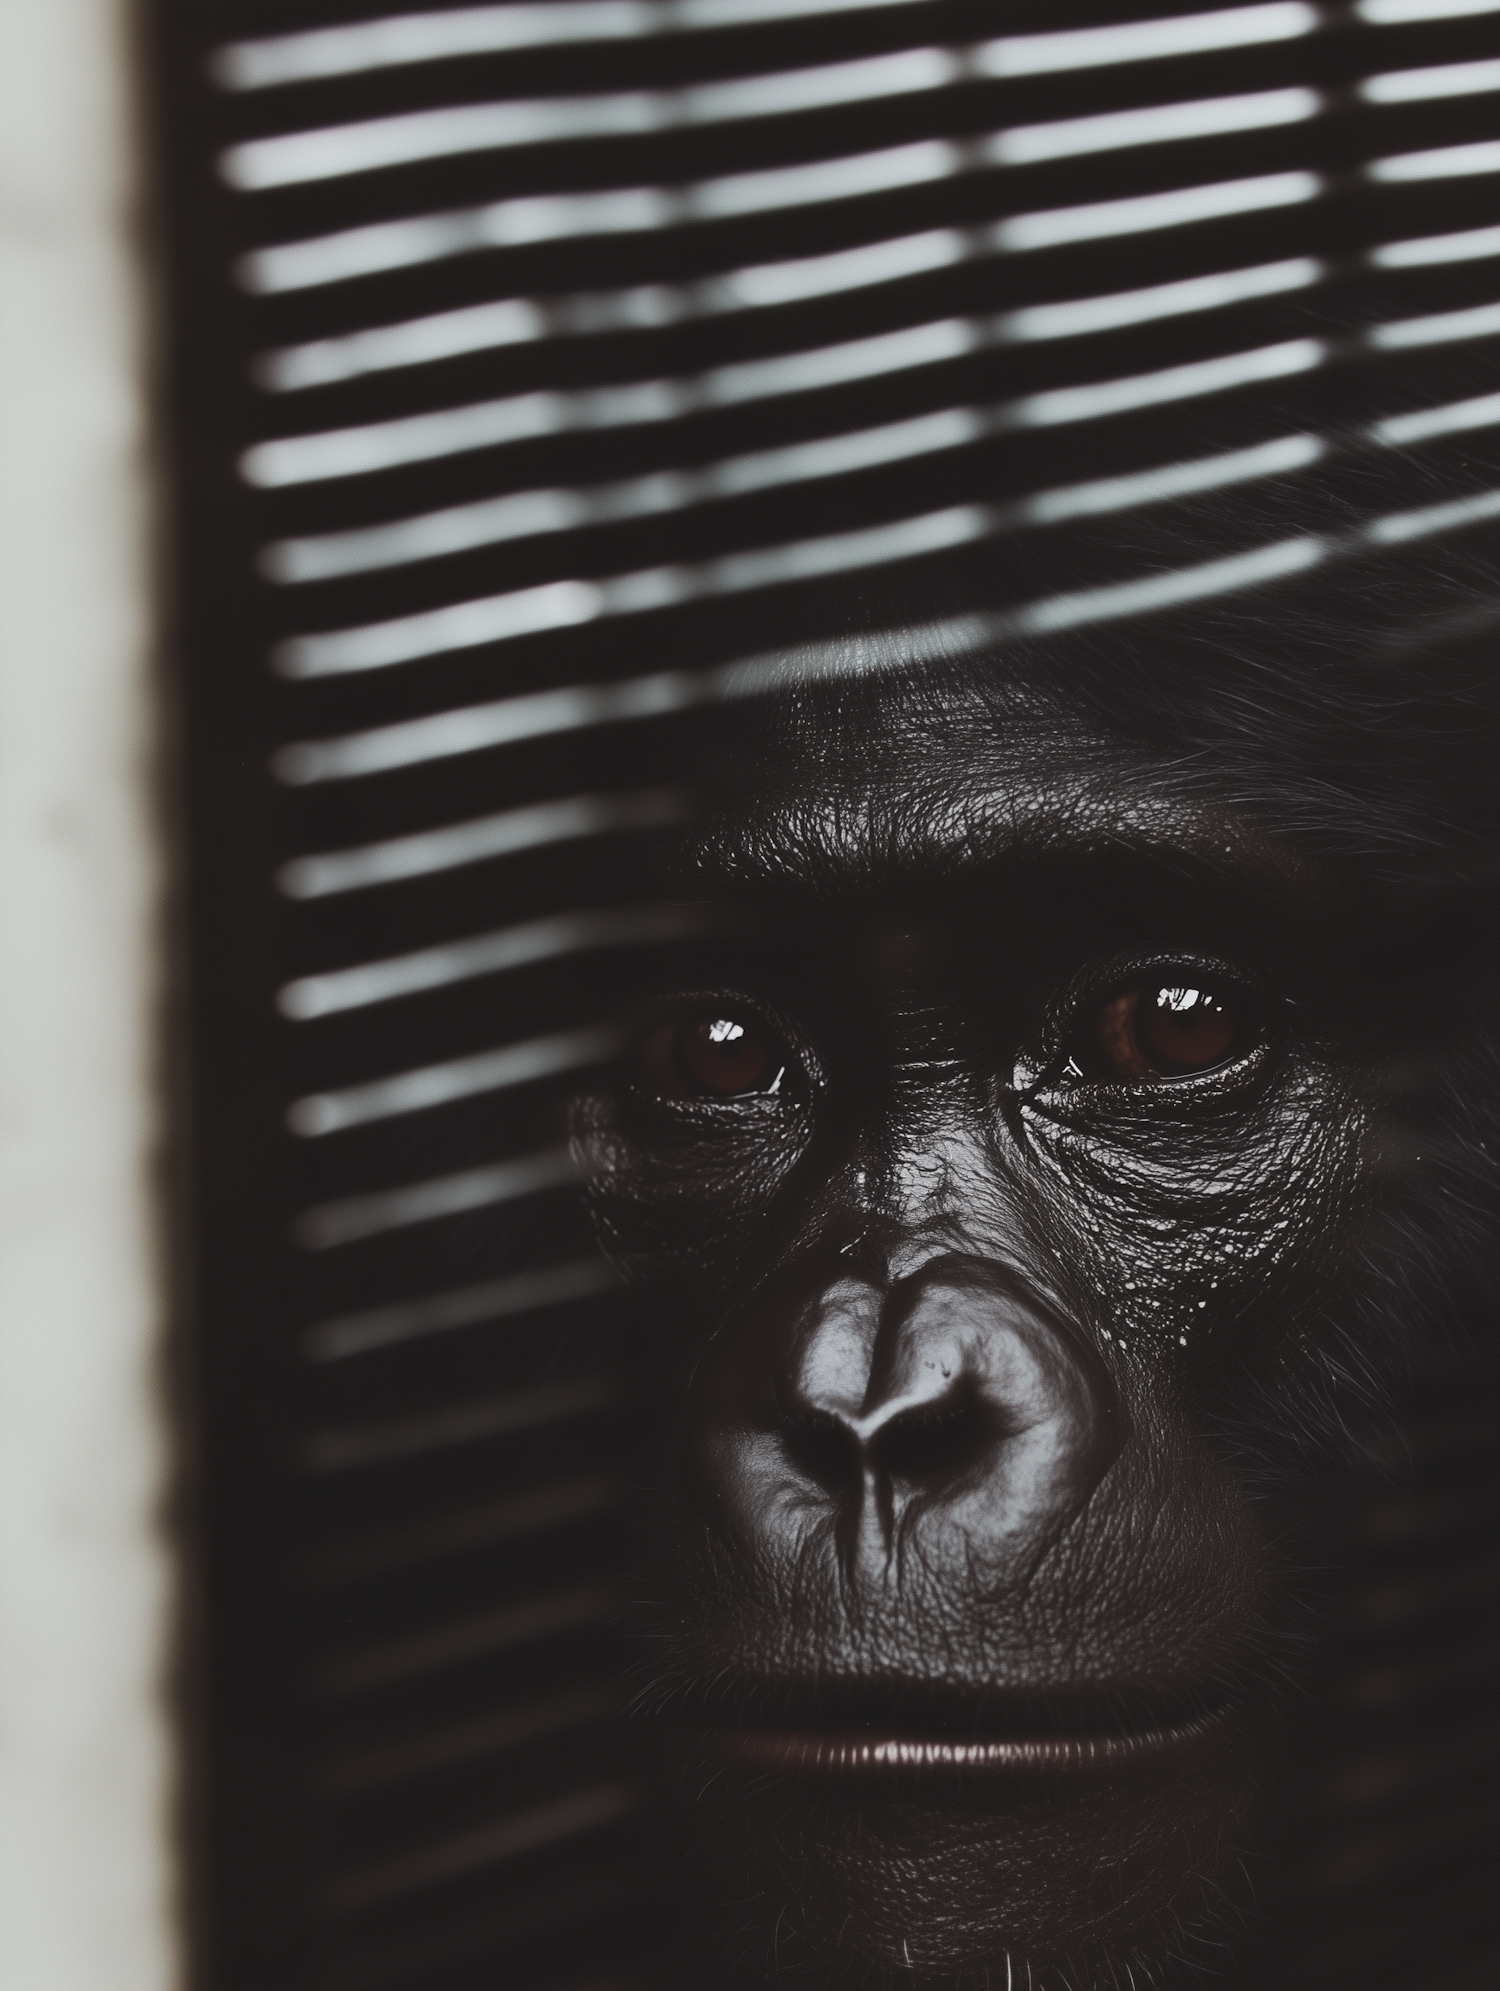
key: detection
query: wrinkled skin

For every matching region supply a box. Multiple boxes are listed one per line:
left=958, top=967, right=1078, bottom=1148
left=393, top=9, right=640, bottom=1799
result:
left=576, top=666, right=1380, bottom=1990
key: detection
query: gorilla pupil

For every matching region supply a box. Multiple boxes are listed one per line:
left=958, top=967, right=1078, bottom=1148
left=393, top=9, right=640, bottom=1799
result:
left=1086, top=983, right=1240, bottom=1079
left=678, top=1017, right=777, bottom=1094
left=1139, top=986, right=1236, bottom=1072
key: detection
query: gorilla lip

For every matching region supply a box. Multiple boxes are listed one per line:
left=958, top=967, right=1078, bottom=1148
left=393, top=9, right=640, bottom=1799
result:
left=708, top=1711, right=1229, bottom=1777
left=692, top=1678, right=1239, bottom=1779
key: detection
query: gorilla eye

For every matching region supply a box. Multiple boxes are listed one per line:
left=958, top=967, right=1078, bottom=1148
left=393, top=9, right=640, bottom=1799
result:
left=639, top=1013, right=789, bottom=1098
left=1081, top=982, right=1246, bottom=1082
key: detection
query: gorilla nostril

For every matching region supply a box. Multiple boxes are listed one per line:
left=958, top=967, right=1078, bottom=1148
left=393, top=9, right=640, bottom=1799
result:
left=685, top=1254, right=1121, bottom=1581
left=871, top=1384, right=997, bottom=1489
left=781, top=1412, right=862, bottom=1496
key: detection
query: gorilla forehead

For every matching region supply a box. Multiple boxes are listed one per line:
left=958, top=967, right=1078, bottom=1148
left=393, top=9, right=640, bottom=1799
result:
left=690, top=658, right=1308, bottom=904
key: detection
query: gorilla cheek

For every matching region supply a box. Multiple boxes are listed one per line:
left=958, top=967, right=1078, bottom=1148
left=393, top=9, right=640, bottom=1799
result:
left=1015, top=1067, right=1371, bottom=1360
left=574, top=1089, right=813, bottom=1299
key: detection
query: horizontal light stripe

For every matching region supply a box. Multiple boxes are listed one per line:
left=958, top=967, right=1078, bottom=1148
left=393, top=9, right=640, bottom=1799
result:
left=288, top=1024, right=623, bottom=1136
left=300, top=1377, right=613, bottom=1457
left=247, top=229, right=1322, bottom=492
left=227, top=63, right=1323, bottom=192
left=237, top=137, right=1320, bottom=293
left=268, top=483, right=1500, bottom=791
left=277, top=505, right=990, bottom=676
left=259, top=296, right=544, bottom=391
left=248, top=385, right=675, bottom=486
left=221, top=46, right=961, bottom=189
left=577, top=225, right=935, bottom=315
left=231, top=72, right=1293, bottom=208
left=313, top=1405, right=621, bottom=1504
left=274, top=432, right=1314, bottom=617
left=1019, top=433, right=1323, bottom=523
left=1360, top=57, right=1500, bottom=102
left=260, top=243, right=1321, bottom=396
left=236, top=138, right=964, bottom=292
left=278, top=902, right=717, bottom=1019
left=1370, top=387, right=1500, bottom=444
left=1000, top=256, right=1323, bottom=343
left=311, top=1681, right=622, bottom=1795
left=267, top=368, right=1325, bottom=586
left=995, top=170, right=1320, bottom=252
left=311, top=1582, right=619, bottom=1696
left=266, top=440, right=1322, bottom=720
left=1367, top=297, right=1500, bottom=348
left=316, top=1785, right=630, bottom=1915
left=270, top=340, right=1324, bottom=678
left=1007, top=337, right=1321, bottom=428
left=272, top=673, right=722, bottom=786
left=1369, top=221, right=1500, bottom=266
left=279, top=787, right=686, bottom=896
left=317, top=1779, right=638, bottom=1908
left=293, top=1144, right=579, bottom=1249
left=303, top=1475, right=621, bottom=1582
left=993, top=86, right=1319, bottom=165
left=218, top=1, right=1316, bottom=94
left=267, top=437, right=1325, bottom=703
left=279, top=574, right=1244, bottom=789
left=303, top=1282, right=619, bottom=1371
left=1357, top=0, right=1500, bottom=18
left=1368, top=139, right=1500, bottom=180
left=273, top=616, right=971, bottom=797
left=978, top=3, right=1316, bottom=75
left=1017, top=535, right=1325, bottom=633
left=242, top=317, right=978, bottom=487
left=265, top=408, right=985, bottom=580
left=1363, top=483, right=1500, bottom=542
left=280, top=579, right=601, bottom=664
left=254, top=230, right=964, bottom=389
left=212, top=0, right=924, bottom=89
left=266, top=517, right=844, bottom=669
left=216, top=7, right=1314, bottom=189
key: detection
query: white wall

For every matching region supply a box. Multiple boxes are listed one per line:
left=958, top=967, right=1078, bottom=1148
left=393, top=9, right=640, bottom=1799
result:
left=0, top=0, right=180, bottom=1986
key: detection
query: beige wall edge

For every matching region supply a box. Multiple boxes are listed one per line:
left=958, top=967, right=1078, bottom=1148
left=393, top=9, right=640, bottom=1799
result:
left=0, top=1, right=181, bottom=1987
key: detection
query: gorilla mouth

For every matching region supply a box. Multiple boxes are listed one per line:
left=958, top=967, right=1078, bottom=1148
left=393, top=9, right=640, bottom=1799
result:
left=708, top=1714, right=1227, bottom=1777
left=689, top=1677, right=1240, bottom=1779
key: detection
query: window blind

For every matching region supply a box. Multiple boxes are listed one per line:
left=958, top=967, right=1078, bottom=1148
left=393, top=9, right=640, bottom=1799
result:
left=150, top=4, right=1500, bottom=1987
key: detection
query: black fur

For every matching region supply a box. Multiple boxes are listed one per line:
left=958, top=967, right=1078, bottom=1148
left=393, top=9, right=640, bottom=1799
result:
left=575, top=573, right=1499, bottom=1990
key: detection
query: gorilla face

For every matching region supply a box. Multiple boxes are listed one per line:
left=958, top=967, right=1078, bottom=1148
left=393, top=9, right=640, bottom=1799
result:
left=576, top=666, right=1378, bottom=1989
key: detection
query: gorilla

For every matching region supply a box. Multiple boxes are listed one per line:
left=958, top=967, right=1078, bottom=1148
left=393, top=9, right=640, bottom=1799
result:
left=572, top=582, right=1497, bottom=1991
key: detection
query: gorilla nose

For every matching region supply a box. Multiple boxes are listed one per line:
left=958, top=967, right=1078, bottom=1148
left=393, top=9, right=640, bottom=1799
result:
left=746, top=1257, right=1122, bottom=1583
